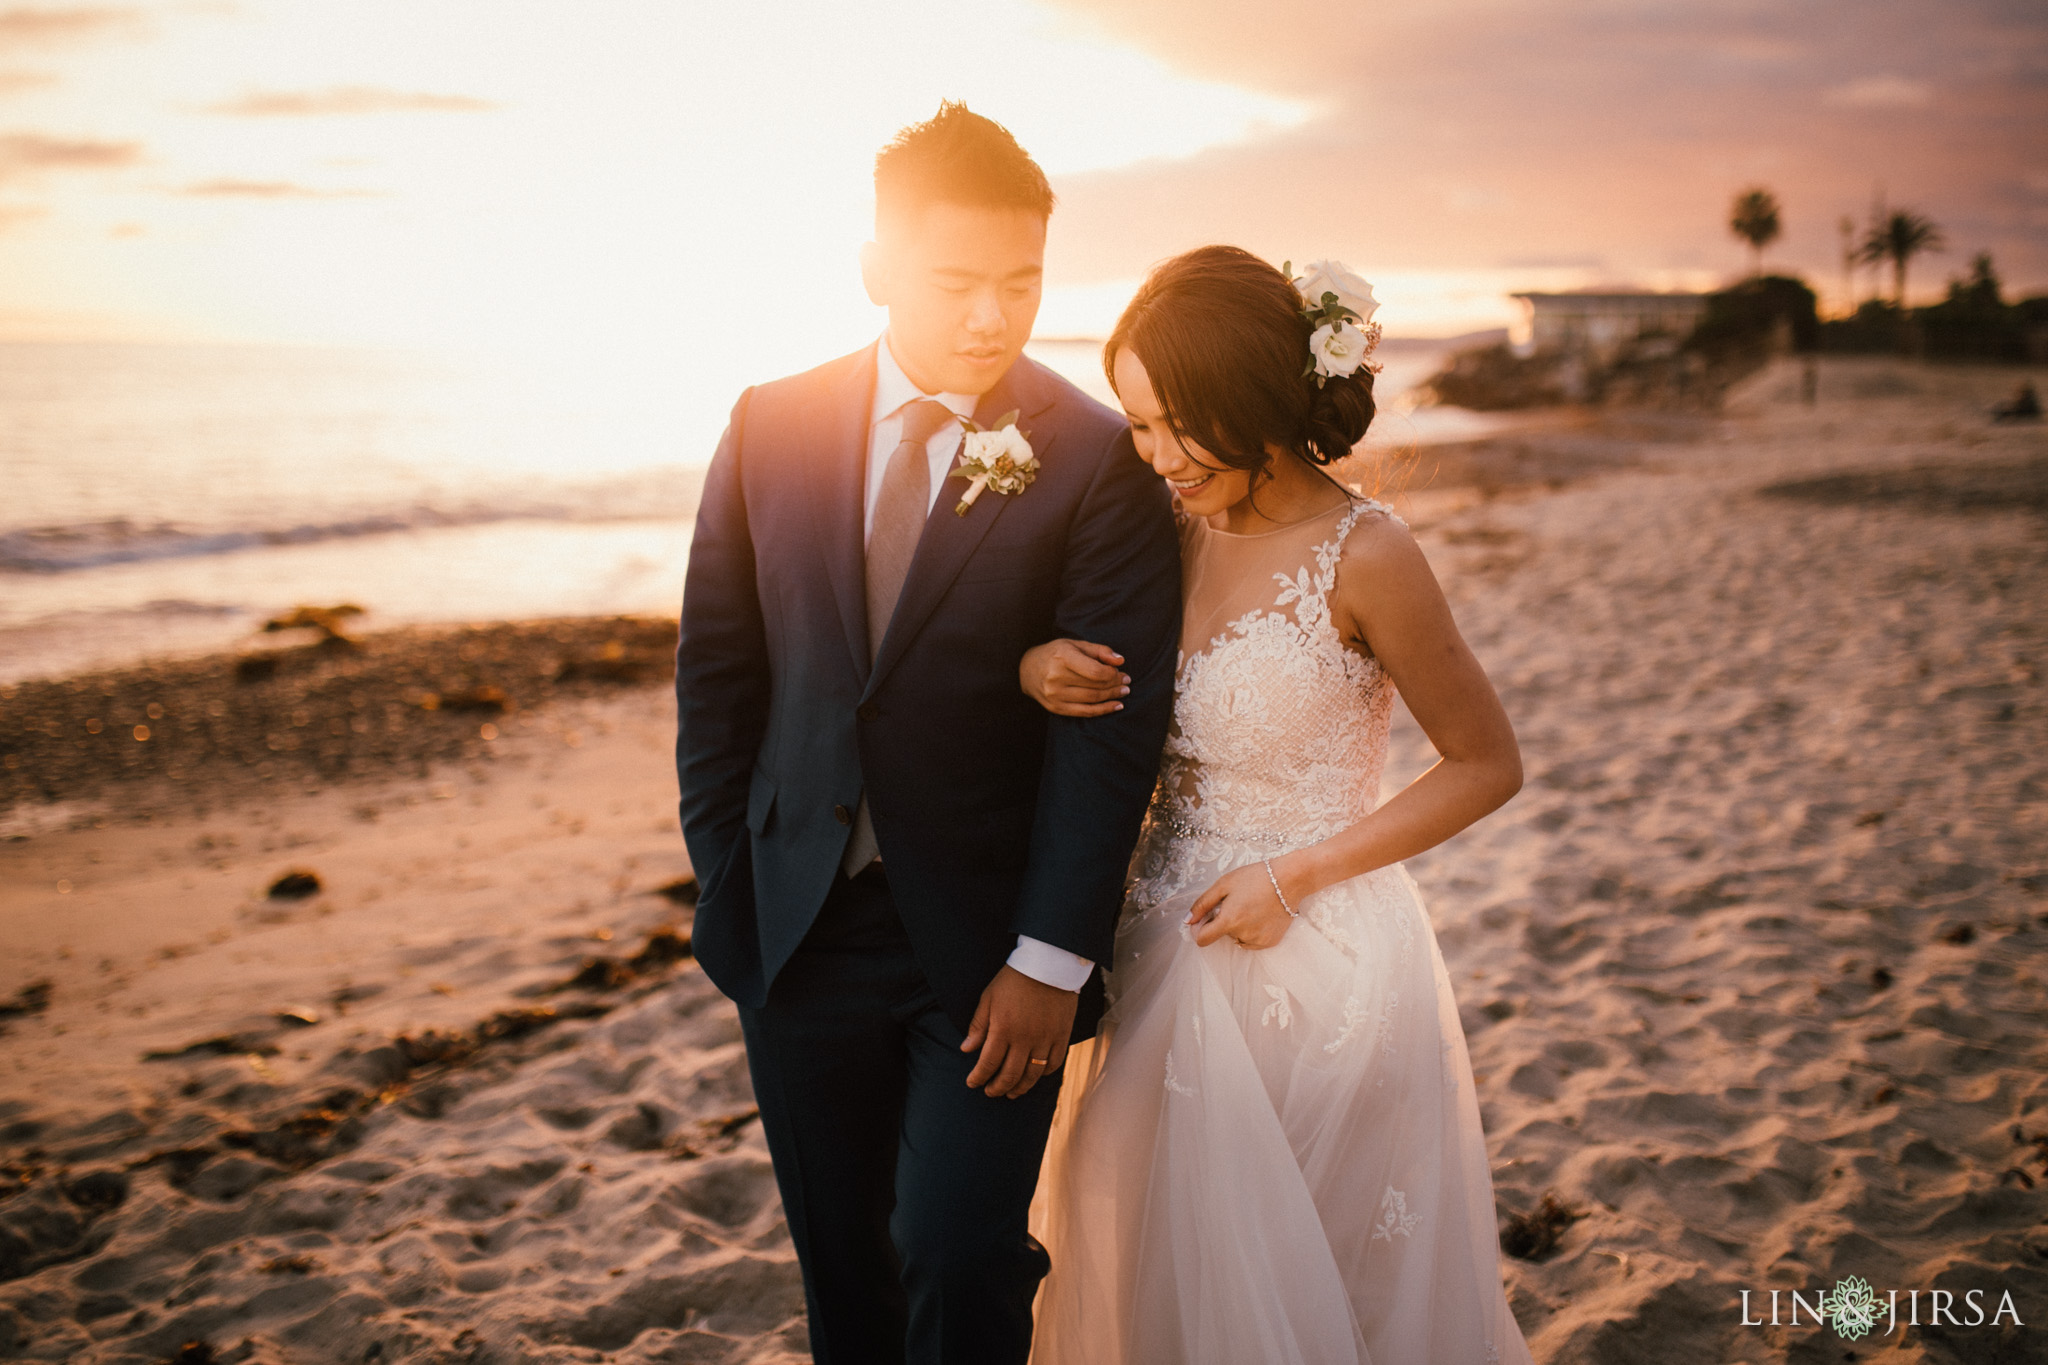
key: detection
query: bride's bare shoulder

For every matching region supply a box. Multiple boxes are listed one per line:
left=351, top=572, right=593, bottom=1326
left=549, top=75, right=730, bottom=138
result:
left=1331, top=499, right=1450, bottom=633
left=1336, top=498, right=1425, bottom=572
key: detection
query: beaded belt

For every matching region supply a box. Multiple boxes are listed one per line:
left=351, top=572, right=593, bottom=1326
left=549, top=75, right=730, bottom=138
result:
left=1149, top=799, right=1292, bottom=849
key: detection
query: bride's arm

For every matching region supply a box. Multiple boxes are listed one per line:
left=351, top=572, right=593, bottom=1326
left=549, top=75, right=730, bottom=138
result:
left=1020, top=638, right=1130, bottom=717
left=1189, top=513, right=1521, bottom=946
left=1298, top=514, right=1522, bottom=878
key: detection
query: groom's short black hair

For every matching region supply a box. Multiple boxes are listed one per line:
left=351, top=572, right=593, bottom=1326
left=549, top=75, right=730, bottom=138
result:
left=874, top=101, right=1055, bottom=229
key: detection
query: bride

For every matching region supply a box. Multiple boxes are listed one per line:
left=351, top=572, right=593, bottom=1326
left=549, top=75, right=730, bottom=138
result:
left=1017, top=246, right=1535, bottom=1365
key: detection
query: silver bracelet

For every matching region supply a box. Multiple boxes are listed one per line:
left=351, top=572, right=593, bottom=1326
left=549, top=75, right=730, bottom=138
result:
left=1263, top=857, right=1299, bottom=919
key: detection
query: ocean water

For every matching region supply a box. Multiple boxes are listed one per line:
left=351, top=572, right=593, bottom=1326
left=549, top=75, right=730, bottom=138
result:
left=0, top=337, right=1482, bottom=683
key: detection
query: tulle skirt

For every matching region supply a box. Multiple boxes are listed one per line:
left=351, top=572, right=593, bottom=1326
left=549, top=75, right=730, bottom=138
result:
left=1030, top=829, right=1535, bottom=1365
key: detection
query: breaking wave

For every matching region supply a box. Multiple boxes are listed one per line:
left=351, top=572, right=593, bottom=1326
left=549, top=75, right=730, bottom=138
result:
left=0, top=471, right=705, bottom=574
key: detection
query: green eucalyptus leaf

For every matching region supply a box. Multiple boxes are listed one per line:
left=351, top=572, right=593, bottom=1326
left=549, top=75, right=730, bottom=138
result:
left=994, top=409, right=1020, bottom=430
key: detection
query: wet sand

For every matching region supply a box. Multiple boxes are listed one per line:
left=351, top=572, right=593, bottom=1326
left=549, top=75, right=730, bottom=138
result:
left=1, top=355, right=2044, bottom=1363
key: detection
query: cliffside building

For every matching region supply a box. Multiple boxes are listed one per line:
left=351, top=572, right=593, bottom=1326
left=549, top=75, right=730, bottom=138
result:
left=1510, top=289, right=1710, bottom=364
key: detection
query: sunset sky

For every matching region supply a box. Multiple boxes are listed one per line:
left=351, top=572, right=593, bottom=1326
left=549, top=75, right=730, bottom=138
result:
left=1, top=0, right=2041, bottom=373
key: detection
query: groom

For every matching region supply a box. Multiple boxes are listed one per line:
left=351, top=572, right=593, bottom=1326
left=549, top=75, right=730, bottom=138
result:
left=675, top=103, right=1180, bottom=1364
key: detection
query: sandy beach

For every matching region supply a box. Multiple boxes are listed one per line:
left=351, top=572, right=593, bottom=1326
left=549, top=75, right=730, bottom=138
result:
left=2, top=355, right=2044, bottom=1364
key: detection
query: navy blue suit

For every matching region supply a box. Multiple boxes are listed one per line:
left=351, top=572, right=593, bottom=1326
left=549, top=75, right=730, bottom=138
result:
left=675, top=342, right=1179, bottom=1364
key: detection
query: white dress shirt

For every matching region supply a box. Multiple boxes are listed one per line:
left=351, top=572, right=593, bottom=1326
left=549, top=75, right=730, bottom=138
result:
left=864, top=333, right=1096, bottom=994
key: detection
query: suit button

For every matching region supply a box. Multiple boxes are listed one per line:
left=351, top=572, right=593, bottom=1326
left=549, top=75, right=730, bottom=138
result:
left=857, top=703, right=879, bottom=722
left=834, top=804, right=852, bottom=825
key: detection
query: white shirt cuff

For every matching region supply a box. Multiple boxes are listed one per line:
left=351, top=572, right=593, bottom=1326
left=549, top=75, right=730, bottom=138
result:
left=1006, top=935, right=1095, bottom=992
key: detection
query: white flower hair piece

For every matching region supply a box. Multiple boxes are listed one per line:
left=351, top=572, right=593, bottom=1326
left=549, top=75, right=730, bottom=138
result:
left=1284, top=258, right=1383, bottom=386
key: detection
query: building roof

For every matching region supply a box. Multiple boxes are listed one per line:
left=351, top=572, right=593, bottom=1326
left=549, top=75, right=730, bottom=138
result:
left=1511, top=288, right=1707, bottom=303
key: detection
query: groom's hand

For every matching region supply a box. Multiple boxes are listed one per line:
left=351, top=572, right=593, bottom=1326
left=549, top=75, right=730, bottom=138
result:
left=961, top=966, right=1078, bottom=1099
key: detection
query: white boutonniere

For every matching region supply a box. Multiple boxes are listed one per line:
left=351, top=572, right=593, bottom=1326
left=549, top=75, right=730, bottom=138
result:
left=948, top=409, right=1039, bottom=516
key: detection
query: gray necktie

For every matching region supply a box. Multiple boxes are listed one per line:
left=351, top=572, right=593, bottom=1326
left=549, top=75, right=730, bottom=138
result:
left=841, top=398, right=956, bottom=876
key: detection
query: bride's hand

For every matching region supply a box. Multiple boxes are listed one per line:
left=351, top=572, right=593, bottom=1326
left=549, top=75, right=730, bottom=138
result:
left=1187, top=858, right=1301, bottom=949
left=1019, top=638, right=1129, bottom=717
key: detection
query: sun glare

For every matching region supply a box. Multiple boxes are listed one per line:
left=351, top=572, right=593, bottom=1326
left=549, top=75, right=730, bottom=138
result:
left=0, top=0, right=1309, bottom=388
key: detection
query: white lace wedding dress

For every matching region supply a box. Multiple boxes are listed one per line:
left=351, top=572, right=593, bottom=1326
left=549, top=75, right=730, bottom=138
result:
left=1031, top=498, right=1534, bottom=1365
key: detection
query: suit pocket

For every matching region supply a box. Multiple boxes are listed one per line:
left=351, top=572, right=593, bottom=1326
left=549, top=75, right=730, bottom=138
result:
left=746, top=765, right=777, bottom=835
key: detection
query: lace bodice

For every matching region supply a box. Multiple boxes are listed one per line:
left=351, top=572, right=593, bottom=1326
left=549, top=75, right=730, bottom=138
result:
left=1147, top=496, right=1400, bottom=856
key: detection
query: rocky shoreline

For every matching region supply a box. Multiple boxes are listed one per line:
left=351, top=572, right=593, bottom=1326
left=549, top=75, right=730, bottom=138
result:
left=1, top=617, right=681, bottom=829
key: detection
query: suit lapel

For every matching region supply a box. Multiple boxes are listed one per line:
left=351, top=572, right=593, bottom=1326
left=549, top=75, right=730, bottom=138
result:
left=864, top=356, right=1061, bottom=696
left=806, top=343, right=879, bottom=684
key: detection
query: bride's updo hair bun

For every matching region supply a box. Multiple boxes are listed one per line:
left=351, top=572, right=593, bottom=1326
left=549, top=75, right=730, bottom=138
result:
left=1104, top=245, right=1375, bottom=478
left=1305, top=363, right=1377, bottom=465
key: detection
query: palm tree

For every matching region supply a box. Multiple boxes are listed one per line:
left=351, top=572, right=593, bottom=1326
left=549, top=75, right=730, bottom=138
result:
left=1858, top=209, right=1944, bottom=306
left=1729, top=188, right=1782, bottom=276
left=1837, top=215, right=1857, bottom=314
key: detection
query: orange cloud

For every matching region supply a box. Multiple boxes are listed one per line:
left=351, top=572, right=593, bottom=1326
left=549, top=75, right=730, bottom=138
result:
left=0, top=69, right=56, bottom=95
left=0, top=6, right=137, bottom=49
left=200, top=87, right=497, bottom=117
left=178, top=178, right=380, bottom=199
left=1823, top=75, right=1935, bottom=110
left=0, top=130, right=137, bottom=180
